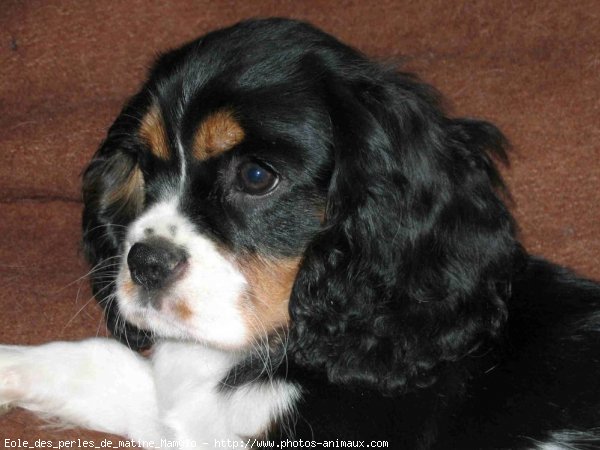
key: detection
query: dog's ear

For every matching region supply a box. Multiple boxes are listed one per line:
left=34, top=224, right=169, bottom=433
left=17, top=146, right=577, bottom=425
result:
left=82, top=96, right=151, bottom=350
left=289, top=68, right=518, bottom=393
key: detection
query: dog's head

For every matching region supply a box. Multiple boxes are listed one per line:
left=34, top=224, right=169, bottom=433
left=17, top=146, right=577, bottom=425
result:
left=83, top=18, right=518, bottom=391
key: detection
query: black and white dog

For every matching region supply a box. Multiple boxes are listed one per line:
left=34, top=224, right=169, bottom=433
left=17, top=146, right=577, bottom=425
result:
left=1, top=18, right=599, bottom=449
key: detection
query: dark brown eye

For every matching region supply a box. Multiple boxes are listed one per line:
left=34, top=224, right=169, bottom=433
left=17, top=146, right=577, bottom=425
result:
left=237, top=161, right=278, bottom=195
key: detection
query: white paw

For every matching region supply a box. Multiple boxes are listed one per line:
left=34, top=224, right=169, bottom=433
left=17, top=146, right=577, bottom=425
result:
left=0, top=345, right=27, bottom=408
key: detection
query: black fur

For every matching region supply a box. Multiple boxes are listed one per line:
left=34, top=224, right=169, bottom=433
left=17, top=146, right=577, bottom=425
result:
left=82, top=18, right=600, bottom=449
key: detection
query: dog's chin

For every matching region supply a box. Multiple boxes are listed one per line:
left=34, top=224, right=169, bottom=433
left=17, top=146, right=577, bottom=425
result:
left=115, top=271, right=251, bottom=352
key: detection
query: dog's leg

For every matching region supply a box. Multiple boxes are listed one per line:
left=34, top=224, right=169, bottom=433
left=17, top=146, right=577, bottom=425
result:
left=0, top=338, right=160, bottom=441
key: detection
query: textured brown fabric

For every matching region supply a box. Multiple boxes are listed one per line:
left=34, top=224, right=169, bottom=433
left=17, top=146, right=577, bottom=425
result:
left=0, top=0, right=598, bottom=441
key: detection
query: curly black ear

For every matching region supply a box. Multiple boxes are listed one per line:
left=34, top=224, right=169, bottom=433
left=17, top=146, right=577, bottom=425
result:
left=290, top=66, right=519, bottom=393
left=82, top=96, right=152, bottom=350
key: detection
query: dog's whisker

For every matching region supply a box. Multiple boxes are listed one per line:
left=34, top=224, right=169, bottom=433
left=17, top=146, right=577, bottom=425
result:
left=62, top=284, right=113, bottom=334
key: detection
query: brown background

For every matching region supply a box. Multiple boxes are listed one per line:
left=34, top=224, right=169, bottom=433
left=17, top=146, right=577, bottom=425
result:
left=0, top=0, right=598, bottom=442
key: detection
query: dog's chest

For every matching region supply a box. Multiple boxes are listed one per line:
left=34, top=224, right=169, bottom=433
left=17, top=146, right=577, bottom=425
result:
left=151, top=341, right=299, bottom=446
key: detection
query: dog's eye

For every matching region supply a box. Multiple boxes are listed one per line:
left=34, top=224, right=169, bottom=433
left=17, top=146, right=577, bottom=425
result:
left=237, top=161, right=278, bottom=195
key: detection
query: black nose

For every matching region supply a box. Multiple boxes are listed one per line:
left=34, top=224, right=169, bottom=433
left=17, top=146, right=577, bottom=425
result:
left=127, top=238, right=188, bottom=290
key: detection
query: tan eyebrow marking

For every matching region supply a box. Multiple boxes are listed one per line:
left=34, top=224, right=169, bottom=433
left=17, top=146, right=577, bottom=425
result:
left=193, top=109, right=245, bottom=161
left=139, top=104, right=170, bottom=160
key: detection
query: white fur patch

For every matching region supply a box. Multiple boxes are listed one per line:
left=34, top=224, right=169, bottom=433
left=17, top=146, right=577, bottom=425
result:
left=152, top=341, right=300, bottom=444
left=117, top=199, right=249, bottom=349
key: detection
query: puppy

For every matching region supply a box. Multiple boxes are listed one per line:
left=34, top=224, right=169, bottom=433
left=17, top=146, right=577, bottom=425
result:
left=1, top=18, right=599, bottom=449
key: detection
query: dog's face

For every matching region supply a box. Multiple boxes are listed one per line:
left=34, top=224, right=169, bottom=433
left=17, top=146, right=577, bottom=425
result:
left=113, top=98, right=329, bottom=349
left=83, top=19, right=518, bottom=391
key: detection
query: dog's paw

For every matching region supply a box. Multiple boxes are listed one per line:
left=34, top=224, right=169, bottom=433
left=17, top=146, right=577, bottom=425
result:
left=0, top=345, right=26, bottom=409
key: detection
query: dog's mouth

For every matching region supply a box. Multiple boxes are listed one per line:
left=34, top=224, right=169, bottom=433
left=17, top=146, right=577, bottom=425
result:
left=115, top=249, right=250, bottom=349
